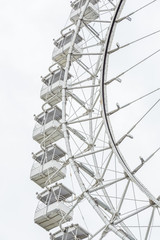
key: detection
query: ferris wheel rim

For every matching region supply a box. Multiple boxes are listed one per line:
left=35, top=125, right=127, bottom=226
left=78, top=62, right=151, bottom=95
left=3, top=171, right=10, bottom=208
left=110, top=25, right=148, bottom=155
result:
left=60, top=0, right=135, bottom=238
left=100, top=0, right=160, bottom=208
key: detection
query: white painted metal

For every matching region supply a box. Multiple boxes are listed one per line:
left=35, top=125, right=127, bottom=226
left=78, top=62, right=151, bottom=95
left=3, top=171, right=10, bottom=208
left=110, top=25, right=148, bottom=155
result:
left=33, top=144, right=66, bottom=163
left=35, top=184, right=74, bottom=230
left=32, top=107, right=63, bottom=146
left=34, top=201, right=73, bottom=231
left=30, top=160, right=66, bottom=188
left=60, top=1, right=133, bottom=239
left=41, top=68, right=72, bottom=106
left=41, top=81, right=71, bottom=107
left=32, top=119, right=63, bottom=145
left=52, top=31, right=83, bottom=67
left=118, top=230, right=135, bottom=240
left=31, top=0, right=160, bottom=239
left=70, top=0, right=99, bottom=24
left=100, top=0, right=160, bottom=207
left=37, top=184, right=74, bottom=201
left=51, top=224, right=89, bottom=240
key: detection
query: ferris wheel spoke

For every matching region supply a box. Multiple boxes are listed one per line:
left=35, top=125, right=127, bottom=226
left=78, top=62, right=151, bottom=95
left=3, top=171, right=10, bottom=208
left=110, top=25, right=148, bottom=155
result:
left=67, top=98, right=89, bottom=121
left=116, top=98, right=160, bottom=146
left=91, top=162, right=122, bottom=213
left=100, top=0, right=115, bottom=12
left=90, top=176, right=127, bottom=195
left=74, top=146, right=111, bottom=160
left=99, top=8, right=115, bottom=13
left=82, top=42, right=102, bottom=50
left=79, top=168, right=95, bottom=186
left=68, top=116, right=102, bottom=125
left=116, top=0, right=157, bottom=23
left=67, top=96, right=88, bottom=118
left=108, top=0, right=116, bottom=8
left=101, top=151, right=113, bottom=178
left=114, top=204, right=152, bottom=226
left=68, top=84, right=100, bottom=89
left=73, top=52, right=103, bottom=56
left=74, top=60, right=99, bottom=79
left=108, top=88, right=160, bottom=116
left=70, top=76, right=93, bottom=86
left=75, top=59, right=95, bottom=77
left=92, top=194, right=149, bottom=204
left=133, top=147, right=160, bottom=174
left=105, top=49, right=160, bottom=85
left=92, top=92, right=100, bottom=109
left=70, top=133, right=87, bottom=155
left=70, top=69, right=99, bottom=88
left=116, top=179, right=130, bottom=214
left=82, top=28, right=97, bottom=72
left=91, top=179, right=154, bottom=238
left=79, top=24, right=108, bottom=47
left=71, top=63, right=94, bottom=97
left=93, top=103, right=102, bottom=134
left=88, top=225, right=106, bottom=240
left=68, top=126, right=89, bottom=146
left=92, top=121, right=104, bottom=145
left=67, top=115, right=101, bottom=141
left=77, top=202, right=91, bottom=232
left=115, top=155, right=118, bottom=208
left=99, top=131, right=108, bottom=170
left=100, top=222, right=135, bottom=240
left=83, top=22, right=103, bottom=42
left=67, top=110, right=90, bottom=123
left=109, top=29, right=160, bottom=54
left=157, top=208, right=160, bottom=216
left=144, top=206, right=155, bottom=240
left=131, top=182, right=143, bottom=240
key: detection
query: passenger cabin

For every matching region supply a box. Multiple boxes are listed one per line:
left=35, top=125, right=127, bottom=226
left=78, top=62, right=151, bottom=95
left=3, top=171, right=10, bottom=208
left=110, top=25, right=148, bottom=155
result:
left=70, top=0, right=100, bottom=24
left=33, top=107, right=63, bottom=146
left=34, top=184, right=73, bottom=231
left=30, top=145, right=66, bottom=188
left=52, top=31, right=83, bottom=67
left=41, top=68, right=72, bottom=106
left=51, top=224, right=89, bottom=240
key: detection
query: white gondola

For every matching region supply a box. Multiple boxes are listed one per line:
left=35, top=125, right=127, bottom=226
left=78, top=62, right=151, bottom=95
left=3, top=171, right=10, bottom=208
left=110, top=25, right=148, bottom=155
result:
left=70, top=0, right=100, bottom=24
left=33, top=107, right=63, bottom=146
left=34, top=184, right=73, bottom=231
left=51, top=224, right=89, bottom=240
left=41, top=68, right=72, bottom=106
left=52, top=31, right=83, bottom=67
left=30, top=145, right=66, bottom=188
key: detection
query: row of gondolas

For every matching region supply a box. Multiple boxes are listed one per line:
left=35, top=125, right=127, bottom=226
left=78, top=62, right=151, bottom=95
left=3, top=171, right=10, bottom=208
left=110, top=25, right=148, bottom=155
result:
left=31, top=1, right=100, bottom=239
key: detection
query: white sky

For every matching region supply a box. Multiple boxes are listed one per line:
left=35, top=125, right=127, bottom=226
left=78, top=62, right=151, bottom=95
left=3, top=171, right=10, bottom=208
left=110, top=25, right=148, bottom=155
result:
left=0, top=1, right=70, bottom=239
left=0, top=0, right=160, bottom=240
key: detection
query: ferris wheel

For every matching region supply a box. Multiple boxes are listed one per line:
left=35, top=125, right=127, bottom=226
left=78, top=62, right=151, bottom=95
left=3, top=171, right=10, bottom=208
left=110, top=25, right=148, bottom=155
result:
left=31, top=0, right=160, bottom=239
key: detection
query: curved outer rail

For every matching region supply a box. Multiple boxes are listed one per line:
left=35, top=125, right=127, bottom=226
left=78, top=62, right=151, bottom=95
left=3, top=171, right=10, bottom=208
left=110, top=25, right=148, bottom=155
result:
left=61, top=0, right=132, bottom=239
left=100, top=0, right=160, bottom=208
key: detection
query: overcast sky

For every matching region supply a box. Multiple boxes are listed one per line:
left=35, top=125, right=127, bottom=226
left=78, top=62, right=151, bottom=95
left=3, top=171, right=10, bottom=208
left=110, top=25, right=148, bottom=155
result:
left=0, top=0, right=160, bottom=240
left=0, top=1, right=70, bottom=240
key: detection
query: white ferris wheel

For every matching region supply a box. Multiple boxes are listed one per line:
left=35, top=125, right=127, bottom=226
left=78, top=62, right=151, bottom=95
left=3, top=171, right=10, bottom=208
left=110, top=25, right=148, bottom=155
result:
left=31, top=0, right=160, bottom=239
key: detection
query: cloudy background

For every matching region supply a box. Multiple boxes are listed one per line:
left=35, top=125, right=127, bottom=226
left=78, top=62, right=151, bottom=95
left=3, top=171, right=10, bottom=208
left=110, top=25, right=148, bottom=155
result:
left=0, top=1, right=70, bottom=239
left=0, top=0, right=160, bottom=240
